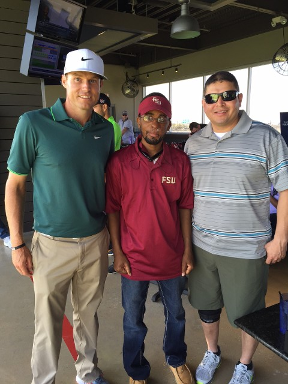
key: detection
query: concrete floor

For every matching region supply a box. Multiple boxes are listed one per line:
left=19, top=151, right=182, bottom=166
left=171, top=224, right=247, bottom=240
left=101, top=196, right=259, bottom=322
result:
left=0, top=232, right=287, bottom=384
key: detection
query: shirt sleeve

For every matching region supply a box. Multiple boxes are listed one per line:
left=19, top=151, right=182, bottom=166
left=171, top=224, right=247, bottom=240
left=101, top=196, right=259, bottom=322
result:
left=7, top=114, right=36, bottom=175
left=126, top=119, right=134, bottom=133
left=178, top=152, right=194, bottom=209
left=105, top=155, right=122, bottom=213
left=268, top=134, right=288, bottom=192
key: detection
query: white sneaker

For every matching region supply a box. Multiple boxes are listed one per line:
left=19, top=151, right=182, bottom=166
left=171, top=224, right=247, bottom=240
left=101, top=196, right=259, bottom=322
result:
left=76, top=374, right=110, bottom=384
left=3, top=236, right=12, bottom=249
left=228, top=363, right=254, bottom=384
left=196, top=350, right=221, bottom=384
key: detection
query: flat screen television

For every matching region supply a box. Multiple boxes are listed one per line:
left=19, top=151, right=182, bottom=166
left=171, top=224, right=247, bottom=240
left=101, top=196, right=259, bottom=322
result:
left=27, top=0, right=86, bottom=45
left=20, top=32, right=74, bottom=79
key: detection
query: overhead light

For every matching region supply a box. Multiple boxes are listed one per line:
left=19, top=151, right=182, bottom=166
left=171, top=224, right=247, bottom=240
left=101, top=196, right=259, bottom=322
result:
left=271, top=16, right=287, bottom=27
left=171, top=0, right=200, bottom=39
left=138, top=64, right=181, bottom=78
left=97, top=30, right=106, bottom=36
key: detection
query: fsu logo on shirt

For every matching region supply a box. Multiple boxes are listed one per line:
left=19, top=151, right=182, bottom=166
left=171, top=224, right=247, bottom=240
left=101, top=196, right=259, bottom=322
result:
left=162, top=176, right=176, bottom=184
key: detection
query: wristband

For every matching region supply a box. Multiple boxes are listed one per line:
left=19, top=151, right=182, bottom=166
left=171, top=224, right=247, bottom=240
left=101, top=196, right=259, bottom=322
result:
left=11, top=242, right=26, bottom=251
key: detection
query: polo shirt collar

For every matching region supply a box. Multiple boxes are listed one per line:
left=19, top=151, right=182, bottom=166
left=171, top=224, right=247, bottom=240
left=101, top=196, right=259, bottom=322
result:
left=50, top=98, right=103, bottom=125
left=131, top=136, right=173, bottom=166
left=108, top=116, right=115, bottom=123
left=50, top=98, right=69, bottom=121
left=232, top=110, right=252, bottom=134
left=201, top=110, right=252, bottom=139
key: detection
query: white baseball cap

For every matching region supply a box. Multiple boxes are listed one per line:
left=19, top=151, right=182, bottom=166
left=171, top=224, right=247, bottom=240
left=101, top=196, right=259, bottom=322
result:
left=63, top=48, right=107, bottom=79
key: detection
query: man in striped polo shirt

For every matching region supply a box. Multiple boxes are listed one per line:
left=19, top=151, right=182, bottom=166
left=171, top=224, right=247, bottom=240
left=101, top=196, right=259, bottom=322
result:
left=184, top=71, right=288, bottom=384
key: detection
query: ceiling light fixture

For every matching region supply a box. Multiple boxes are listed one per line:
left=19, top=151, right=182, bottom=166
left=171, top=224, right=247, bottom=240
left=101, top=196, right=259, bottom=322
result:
left=271, top=16, right=287, bottom=27
left=138, top=64, right=181, bottom=78
left=171, top=0, right=200, bottom=39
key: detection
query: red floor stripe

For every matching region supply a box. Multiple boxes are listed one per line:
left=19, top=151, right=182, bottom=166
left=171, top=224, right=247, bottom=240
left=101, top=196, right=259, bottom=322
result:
left=30, top=276, right=77, bottom=361
left=62, top=315, right=78, bottom=361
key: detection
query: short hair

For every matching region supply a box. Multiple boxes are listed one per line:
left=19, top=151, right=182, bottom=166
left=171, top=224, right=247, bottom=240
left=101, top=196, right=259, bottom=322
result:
left=189, top=122, right=200, bottom=130
left=204, top=71, right=239, bottom=94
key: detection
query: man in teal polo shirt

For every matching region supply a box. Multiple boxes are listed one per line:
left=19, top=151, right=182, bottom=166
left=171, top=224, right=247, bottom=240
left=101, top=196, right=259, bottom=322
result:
left=5, top=49, right=114, bottom=384
left=94, top=93, right=122, bottom=151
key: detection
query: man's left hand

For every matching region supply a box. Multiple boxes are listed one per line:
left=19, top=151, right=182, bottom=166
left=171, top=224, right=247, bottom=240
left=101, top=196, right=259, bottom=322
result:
left=181, top=250, right=194, bottom=276
left=265, top=237, right=287, bottom=264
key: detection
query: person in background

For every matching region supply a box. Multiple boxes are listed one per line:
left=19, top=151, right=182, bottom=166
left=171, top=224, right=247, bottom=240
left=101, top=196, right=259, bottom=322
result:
left=94, top=93, right=121, bottom=273
left=5, top=48, right=114, bottom=384
left=0, top=216, right=11, bottom=248
left=94, top=93, right=122, bottom=151
left=270, top=185, right=278, bottom=239
left=189, top=122, right=201, bottom=136
left=185, top=71, right=288, bottom=384
left=118, top=110, right=135, bottom=145
left=106, top=93, right=195, bottom=384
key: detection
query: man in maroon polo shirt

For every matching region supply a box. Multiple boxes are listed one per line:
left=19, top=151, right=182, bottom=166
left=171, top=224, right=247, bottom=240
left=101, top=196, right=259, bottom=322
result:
left=105, top=93, right=195, bottom=384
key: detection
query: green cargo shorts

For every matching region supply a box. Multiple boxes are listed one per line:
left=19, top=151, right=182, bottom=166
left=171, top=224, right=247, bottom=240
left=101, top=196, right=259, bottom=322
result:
left=188, top=244, right=269, bottom=327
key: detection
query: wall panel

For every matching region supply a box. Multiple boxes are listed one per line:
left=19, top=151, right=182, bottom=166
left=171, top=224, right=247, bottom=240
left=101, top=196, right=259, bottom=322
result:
left=0, top=0, right=42, bottom=232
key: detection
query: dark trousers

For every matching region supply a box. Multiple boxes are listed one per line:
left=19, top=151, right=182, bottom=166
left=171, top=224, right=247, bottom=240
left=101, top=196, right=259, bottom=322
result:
left=121, top=276, right=187, bottom=380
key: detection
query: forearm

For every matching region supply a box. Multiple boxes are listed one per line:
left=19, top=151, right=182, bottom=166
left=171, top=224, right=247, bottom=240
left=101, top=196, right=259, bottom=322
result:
left=107, top=211, right=131, bottom=275
left=265, top=189, right=288, bottom=264
left=179, top=208, right=192, bottom=251
left=274, top=190, right=288, bottom=243
left=5, top=173, right=27, bottom=245
left=179, top=208, right=194, bottom=274
left=270, top=195, right=278, bottom=208
left=107, top=211, right=122, bottom=254
left=121, top=127, right=128, bottom=136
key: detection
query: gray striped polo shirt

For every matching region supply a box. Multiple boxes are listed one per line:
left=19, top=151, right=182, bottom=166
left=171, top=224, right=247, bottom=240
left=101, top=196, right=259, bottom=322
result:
left=184, top=110, right=288, bottom=259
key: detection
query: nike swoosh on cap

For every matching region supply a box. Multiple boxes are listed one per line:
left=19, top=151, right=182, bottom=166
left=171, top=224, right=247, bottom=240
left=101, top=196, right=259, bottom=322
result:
left=81, top=57, right=93, bottom=61
left=94, top=136, right=101, bottom=139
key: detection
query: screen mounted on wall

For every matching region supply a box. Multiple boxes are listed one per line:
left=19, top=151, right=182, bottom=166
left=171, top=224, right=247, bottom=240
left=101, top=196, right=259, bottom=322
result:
left=20, top=33, right=74, bottom=79
left=27, top=0, right=86, bottom=44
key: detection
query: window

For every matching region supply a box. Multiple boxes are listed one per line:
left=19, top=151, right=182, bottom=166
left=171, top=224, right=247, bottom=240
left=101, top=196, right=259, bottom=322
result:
left=250, top=64, right=288, bottom=129
left=145, top=83, right=169, bottom=99
left=144, top=64, right=288, bottom=132
left=171, top=77, right=203, bottom=131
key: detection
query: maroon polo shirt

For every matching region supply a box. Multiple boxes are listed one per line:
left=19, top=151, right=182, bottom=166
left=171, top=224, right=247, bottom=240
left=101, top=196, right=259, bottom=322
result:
left=105, top=137, right=194, bottom=281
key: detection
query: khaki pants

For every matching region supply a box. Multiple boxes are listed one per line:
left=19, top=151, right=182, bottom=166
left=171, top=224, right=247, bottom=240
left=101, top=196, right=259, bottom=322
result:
left=30, top=228, right=109, bottom=384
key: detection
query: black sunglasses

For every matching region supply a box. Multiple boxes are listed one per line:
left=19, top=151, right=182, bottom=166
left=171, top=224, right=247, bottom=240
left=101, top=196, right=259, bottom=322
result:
left=204, top=90, right=239, bottom=104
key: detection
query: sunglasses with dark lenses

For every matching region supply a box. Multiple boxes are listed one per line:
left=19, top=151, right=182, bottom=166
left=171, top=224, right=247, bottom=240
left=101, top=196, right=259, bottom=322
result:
left=204, top=90, right=239, bottom=104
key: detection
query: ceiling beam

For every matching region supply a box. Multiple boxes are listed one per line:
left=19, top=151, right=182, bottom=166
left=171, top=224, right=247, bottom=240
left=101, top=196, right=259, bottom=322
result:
left=137, top=42, right=196, bottom=51
left=137, top=30, right=199, bottom=50
left=81, top=6, right=158, bottom=56
left=84, top=6, right=158, bottom=35
left=231, top=2, right=288, bottom=18
left=152, top=0, right=237, bottom=11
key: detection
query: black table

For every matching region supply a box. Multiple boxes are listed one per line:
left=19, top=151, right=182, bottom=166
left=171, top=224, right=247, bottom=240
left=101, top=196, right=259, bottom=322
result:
left=234, top=304, right=288, bottom=362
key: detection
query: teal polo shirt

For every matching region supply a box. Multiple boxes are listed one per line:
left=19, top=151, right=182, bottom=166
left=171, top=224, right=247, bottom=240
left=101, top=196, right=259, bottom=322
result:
left=8, top=98, right=114, bottom=237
